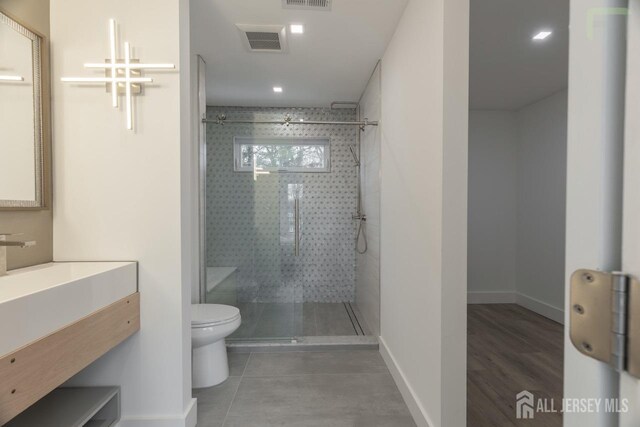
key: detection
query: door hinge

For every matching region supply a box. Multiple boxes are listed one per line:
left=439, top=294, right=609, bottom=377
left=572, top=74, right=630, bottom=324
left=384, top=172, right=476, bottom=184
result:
left=570, top=269, right=640, bottom=377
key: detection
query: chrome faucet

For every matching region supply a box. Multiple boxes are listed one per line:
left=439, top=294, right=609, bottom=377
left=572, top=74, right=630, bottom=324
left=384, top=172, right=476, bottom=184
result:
left=0, top=233, right=36, bottom=276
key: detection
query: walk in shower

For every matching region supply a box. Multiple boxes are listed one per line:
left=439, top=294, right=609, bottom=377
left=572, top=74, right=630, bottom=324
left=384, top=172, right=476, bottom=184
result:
left=200, top=105, right=379, bottom=342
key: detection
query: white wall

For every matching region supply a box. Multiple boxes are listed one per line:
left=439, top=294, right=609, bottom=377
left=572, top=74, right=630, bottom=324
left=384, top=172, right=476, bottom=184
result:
left=179, top=0, right=197, bottom=415
left=50, top=0, right=196, bottom=425
left=467, top=111, right=518, bottom=302
left=516, top=90, right=567, bottom=321
left=378, top=0, right=468, bottom=425
left=467, top=91, right=567, bottom=322
left=356, top=62, right=381, bottom=335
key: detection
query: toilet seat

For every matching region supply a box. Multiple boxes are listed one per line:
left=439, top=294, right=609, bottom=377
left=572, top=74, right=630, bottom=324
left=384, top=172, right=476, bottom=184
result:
left=191, top=304, right=240, bottom=328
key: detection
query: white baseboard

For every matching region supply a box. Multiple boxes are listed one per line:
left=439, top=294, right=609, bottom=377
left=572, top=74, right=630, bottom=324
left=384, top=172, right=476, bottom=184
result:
left=379, top=337, right=433, bottom=427
left=118, top=398, right=198, bottom=427
left=467, top=291, right=516, bottom=304
left=185, top=398, right=198, bottom=427
left=516, top=293, right=565, bottom=324
left=467, top=291, right=564, bottom=324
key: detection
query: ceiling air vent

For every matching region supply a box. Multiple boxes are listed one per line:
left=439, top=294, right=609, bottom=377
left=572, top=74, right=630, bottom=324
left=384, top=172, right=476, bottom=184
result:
left=246, top=32, right=281, bottom=50
left=282, top=0, right=332, bottom=11
left=236, top=24, right=288, bottom=53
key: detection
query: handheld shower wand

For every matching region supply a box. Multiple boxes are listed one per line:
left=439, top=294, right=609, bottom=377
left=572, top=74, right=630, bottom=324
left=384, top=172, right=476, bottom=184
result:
left=354, top=214, right=368, bottom=254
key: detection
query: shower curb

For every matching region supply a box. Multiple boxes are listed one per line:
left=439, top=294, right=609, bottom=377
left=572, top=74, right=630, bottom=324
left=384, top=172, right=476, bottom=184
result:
left=227, top=336, right=379, bottom=353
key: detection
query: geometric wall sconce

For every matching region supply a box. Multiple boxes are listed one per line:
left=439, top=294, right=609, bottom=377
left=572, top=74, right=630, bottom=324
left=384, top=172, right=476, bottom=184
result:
left=0, top=75, right=24, bottom=82
left=61, top=19, right=175, bottom=130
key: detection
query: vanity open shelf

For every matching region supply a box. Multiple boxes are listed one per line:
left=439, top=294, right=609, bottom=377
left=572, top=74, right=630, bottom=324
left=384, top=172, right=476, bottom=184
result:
left=6, top=387, right=120, bottom=426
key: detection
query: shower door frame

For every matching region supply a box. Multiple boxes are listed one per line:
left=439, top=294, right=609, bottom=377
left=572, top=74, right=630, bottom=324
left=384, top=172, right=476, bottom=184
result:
left=197, top=55, right=208, bottom=304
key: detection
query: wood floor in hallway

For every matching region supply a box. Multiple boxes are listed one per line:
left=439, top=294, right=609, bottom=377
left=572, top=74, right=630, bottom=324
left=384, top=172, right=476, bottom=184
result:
left=467, top=304, right=564, bottom=426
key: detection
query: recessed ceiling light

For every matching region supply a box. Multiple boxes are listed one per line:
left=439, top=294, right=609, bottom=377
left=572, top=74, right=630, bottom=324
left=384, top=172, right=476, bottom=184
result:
left=290, top=24, right=304, bottom=34
left=273, top=86, right=283, bottom=93
left=532, top=31, right=552, bottom=41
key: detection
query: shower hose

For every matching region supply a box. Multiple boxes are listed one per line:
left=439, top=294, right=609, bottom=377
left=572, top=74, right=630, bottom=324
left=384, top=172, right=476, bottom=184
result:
left=356, top=217, right=368, bottom=254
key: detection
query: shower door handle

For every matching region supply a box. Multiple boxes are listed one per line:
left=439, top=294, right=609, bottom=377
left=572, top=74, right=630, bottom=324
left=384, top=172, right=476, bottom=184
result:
left=294, top=198, right=300, bottom=256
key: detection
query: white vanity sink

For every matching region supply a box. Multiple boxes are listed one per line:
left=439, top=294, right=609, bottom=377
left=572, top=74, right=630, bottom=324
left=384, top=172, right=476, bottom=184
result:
left=0, top=262, right=137, bottom=357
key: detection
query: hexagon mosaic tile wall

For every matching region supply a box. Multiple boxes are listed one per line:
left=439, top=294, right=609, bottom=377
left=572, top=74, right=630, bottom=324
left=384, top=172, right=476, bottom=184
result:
left=206, top=107, right=359, bottom=303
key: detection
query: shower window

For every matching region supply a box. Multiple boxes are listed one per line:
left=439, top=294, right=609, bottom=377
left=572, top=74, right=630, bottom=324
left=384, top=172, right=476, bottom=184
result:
left=233, top=137, right=331, bottom=172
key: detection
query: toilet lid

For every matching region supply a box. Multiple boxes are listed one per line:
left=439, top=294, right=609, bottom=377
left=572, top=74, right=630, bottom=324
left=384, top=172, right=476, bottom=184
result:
left=191, top=304, right=241, bottom=327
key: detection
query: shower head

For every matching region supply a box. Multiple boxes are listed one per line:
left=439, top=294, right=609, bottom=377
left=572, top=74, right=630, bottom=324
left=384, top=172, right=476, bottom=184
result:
left=349, top=146, right=360, bottom=166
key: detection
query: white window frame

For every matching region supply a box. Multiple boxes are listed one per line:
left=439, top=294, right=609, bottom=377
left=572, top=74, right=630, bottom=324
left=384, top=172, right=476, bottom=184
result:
left=233, top=136, right=331, bottom=173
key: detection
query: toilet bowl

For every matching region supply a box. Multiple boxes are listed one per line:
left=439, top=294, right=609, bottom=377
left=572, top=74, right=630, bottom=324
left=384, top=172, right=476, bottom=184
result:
left=191, top=304, right=241, bottom=388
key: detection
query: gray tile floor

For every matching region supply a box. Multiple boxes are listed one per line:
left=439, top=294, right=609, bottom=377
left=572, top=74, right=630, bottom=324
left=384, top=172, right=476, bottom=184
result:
left=230, top=303, right=370, bottom=340
left=193, top=350, right=416, bottom=427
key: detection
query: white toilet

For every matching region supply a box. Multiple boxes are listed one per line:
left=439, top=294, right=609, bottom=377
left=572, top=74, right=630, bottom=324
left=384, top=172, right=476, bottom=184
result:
left=191, top=304, right=241, bottom=388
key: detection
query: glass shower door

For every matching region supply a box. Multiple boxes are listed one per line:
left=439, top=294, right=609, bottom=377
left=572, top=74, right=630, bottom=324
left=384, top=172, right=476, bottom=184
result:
left=238, top=174, right=299, bottom=340
left=205, top=128, right=366, bottom=342
left=205, top=163, right=303, bottom=341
